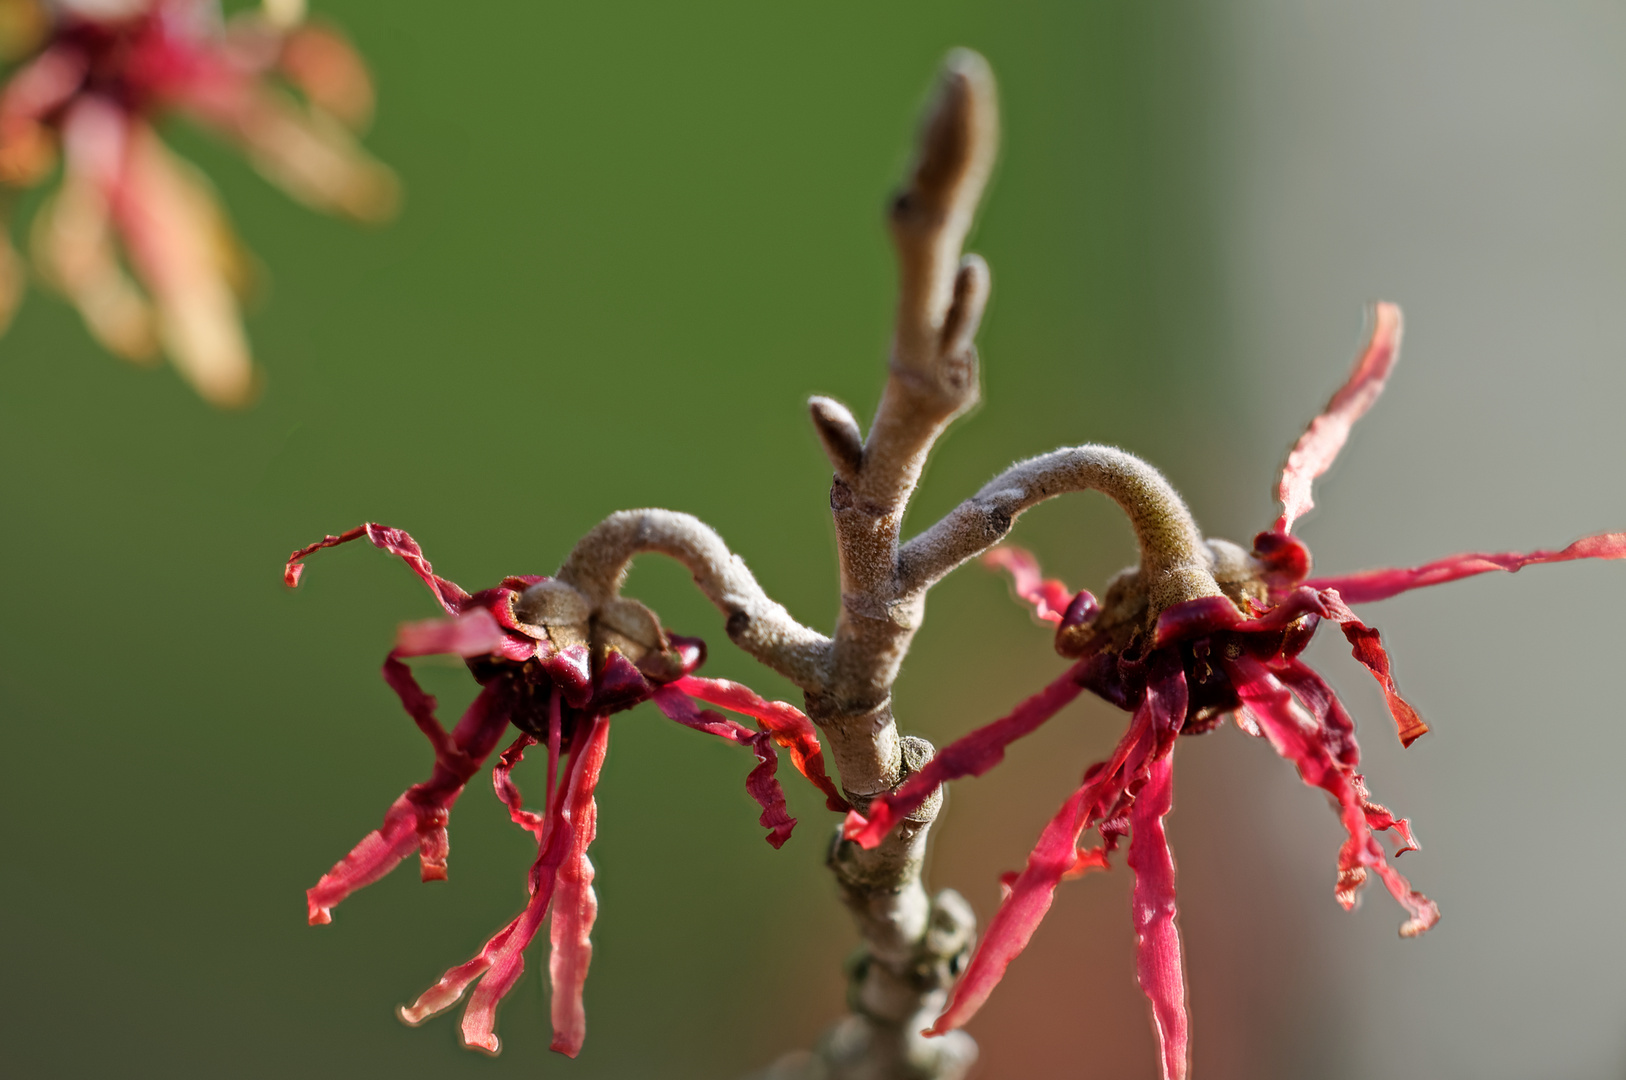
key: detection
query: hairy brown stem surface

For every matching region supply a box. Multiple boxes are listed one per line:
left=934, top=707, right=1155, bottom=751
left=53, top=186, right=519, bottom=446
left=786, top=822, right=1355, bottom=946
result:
left=556, top=508, right=832, bottom=689
left=901, top=445, right=1220, bottom=609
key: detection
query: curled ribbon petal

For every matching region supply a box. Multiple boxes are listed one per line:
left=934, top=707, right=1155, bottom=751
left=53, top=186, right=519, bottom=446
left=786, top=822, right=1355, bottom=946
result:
left=669, top=675, right=849, bottom=812
left=1306, top=532, right=1626, bottom=605
left=982, top=545, right=1079, bottom=625
left=1225, top=654, right=1438, bottom=938
left=1317, top=590, right=1429, bottom=748
left=653, top=687, right=797, bottom=848
left=845, top=659, right=1088, bottom=850
left=306, top=677, right=512, bottom=923
left=1128, top=754, right=1189, bottom=1080
left=929, top=657, right=1187, bottom=1036
left=398, top=713, right=613, bottom=1056
left=284, top=522, right=471, bottom=612
left=1277, top=302, right=1402, bottom=534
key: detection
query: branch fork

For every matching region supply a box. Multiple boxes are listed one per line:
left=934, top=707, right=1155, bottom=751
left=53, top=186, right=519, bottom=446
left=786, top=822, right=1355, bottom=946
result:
left=530, top=51, right=1217, bottom=1080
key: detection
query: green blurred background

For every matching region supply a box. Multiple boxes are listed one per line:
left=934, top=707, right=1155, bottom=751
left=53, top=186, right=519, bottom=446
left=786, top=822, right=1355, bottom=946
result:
left=4, top=3, right=1625, bottom=1078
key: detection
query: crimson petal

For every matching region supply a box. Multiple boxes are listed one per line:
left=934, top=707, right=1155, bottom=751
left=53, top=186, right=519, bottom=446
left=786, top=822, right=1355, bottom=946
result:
left=844, top=659, right=1088, bottom=850
left=652, top=687, right=797, bottom=848
left=982, top=546, right=1079, bottom=625
left=543, top=689, right=564, bottom=816
left=400, top=870, right=554, bottom=1057
left=1153, top=588, right=1325, bottom=649
left=278, top=21, right=376, bottom=130
left=456, top=883, right=562, bottom=1054
left=285, top=522, right=472, bottom=614
left=1317, top=590, right=1429, bottom=747
left=547, top=713, right=611, bottom=1056
left=670, top=675, right=849, bottom=812
left=591, top=650, right=653, bottom=713
left=1305, top=532, right=1626, bottom=604
left=398, top=713, right=612, bottom=1056
left=544, top=645, right=594, bottom=708
left=1127, top=754, right=1189, bottom=1080
left=742, top=734, right=797, bottom=850
left=1276, top=302, right=1402, bottom=534
left=1272, top=657, right=1360, bottom=767
left=928, top=658, right=1186, bottom=1036
left=925, top=762, right=1124, bottom=1036
left=393, top=610, right=505, bottom=659
left=0, top=46, right=88, bottom=135
left=652, top=687, right=758, bottom=742
left=493, top=733, right=547, bottom=839
left=306, top=676, right=512, bottom=923
left=1353, top=773, right=1420, bottom=856
left=1225, top=654, right=1438, bottom=937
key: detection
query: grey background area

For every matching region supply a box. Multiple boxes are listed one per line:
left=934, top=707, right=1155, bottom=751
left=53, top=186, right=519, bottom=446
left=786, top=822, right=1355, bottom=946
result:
left=1185, top=4, right=1626, bottom=1078
left=1, top=2, right=1623, bottom=1078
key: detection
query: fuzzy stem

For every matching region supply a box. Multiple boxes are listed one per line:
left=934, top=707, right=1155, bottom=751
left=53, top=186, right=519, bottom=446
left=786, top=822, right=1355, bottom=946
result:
left=551, top=54, right=1215, bottom=1080
left=554, top=508, right=831, bottom=690
left=773, top=51, right=997, bottom=1080
left=899, top=445, right=1220, bottom=611
left=814, top=49, right=998, bottom=799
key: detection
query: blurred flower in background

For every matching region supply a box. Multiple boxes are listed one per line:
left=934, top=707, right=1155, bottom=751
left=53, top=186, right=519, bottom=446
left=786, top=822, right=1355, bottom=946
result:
left=0, top=0, right=395, bottom=406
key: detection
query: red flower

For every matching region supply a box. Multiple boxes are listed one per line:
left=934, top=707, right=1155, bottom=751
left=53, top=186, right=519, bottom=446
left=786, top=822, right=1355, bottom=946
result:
left=845, top=303, right=1626, bottom=1079
left=0, top=0, right=395, bottom=405
left=286, top=524, right=846, bottom=1056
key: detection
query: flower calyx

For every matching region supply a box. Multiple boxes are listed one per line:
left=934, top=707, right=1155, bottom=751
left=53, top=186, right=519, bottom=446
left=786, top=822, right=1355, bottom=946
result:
left=514, top=578, right=702, bottom=689
left=288, top=520, right=850, bottom=1057
left=1052, top=539, right=1243, bottom=665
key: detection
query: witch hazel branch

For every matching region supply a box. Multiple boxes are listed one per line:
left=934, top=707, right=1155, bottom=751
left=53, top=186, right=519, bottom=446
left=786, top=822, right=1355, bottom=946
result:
left=285, top=52, right=1626, bottom=1080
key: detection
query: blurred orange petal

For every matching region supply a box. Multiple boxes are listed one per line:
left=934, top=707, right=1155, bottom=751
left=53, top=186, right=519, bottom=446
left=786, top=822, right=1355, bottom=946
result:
left=0, top=45, right=85, bottom=184
left=279, top=21, right=375, bottom=129
left=0, top=225, right=23, bottom=334
left=0, top=119, right=54, bottom=184
left=259, top=0, right=308, bottom=32
left=0, top=0, right=49, bottom=63
left=244, top=97, right=398, bottom=222
left=188, top=85, right=397, bottom=223
left=123, top=134, right=260, bottom=406
left=105, top=119, right=260, bottom=407
left=39, top=101, right=159, bottom=360
left=32, top=175, right=159, bottom=361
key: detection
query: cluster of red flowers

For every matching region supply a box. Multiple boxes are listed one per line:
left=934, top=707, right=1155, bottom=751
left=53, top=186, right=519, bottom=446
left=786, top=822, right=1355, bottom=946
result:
left=0, top=0, right=393, bottom=405
left=844, top=303, right=1626, bottom=1079
left=285, top=525, right=847, bottom=1056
